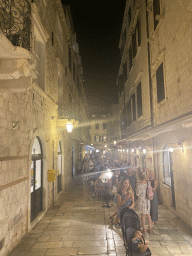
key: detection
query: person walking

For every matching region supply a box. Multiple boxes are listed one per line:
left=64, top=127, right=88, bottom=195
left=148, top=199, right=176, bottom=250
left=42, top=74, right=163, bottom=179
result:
left=149, top=170, right=158, bottom=226
left=136, top=171, right=152, bottom=234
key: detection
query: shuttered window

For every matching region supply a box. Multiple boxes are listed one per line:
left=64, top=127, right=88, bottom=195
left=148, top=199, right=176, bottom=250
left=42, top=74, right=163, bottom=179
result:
left=127, top=100, right=132, bottom=125
left=156, top=62, right=165, bottom=103
left=137, top=82, right=143, bottom=118
left=132, top=94, right=136, bottom=121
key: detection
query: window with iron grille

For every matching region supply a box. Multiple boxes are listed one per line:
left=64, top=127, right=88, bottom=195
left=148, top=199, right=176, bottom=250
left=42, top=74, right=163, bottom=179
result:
left=156, top=62, right=165, bottom=103
left=103, top=123, right=107, bottom=130
left=95, top=123, right=99, bottom=129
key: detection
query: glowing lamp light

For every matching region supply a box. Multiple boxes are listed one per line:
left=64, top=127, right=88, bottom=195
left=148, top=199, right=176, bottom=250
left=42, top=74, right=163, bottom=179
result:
left=118, top=149, right=120, bottom=151
left=85, top=150, right=87, bottom=154
left=123, top=149, right=125, bottom=152
left=66, top=121, right=73, bottom=133
left=107, top=169, right=111, bottom=172
left=126, top=149, right=129, bottom=152
left=131, top=149, right=135, bottom=153
left=114, top=140, right=117, bottom=145
left=143, top=149, right=146, bottom=154
left=103, top=151, right=106, bottom=154
left=104, top=145, right=107, bottom=148
left=169, top=147, right=173, bottom=153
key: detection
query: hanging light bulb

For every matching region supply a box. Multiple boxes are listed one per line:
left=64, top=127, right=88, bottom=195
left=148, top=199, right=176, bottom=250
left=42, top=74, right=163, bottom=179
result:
left=143, top=149, right=146, bottom=154
left=169, top=147, right=173, bottom=153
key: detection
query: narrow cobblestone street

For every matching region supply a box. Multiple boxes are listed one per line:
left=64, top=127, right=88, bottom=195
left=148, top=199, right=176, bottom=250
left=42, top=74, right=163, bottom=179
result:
left=8, top=177, right=192, bottom=256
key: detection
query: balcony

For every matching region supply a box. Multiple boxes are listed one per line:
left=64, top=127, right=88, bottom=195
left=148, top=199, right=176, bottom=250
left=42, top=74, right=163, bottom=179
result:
left=0, top=0, right=31, bottom=51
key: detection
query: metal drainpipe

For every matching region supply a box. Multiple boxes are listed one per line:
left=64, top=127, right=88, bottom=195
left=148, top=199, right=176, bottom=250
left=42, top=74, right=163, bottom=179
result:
left=146, top=0, right=154, bottom=127
left=146, top=0, right=162, bottom=203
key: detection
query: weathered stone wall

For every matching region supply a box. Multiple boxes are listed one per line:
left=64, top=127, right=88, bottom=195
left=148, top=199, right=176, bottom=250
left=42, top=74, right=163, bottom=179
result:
left=0, top=1, right=86, bottom=255
left=153, top=126, right=192, bottom=228
left=118, top=0, right=192, bottom=231
left=148, top=0, right=192, bottom=125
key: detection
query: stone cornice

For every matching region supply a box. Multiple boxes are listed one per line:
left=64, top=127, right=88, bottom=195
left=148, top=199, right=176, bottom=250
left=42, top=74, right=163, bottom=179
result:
left=31, top=3, right=49, bottom=43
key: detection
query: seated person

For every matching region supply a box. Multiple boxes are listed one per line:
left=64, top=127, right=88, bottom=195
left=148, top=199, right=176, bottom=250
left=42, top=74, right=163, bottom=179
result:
left=132, top=231, right=148, bottom=253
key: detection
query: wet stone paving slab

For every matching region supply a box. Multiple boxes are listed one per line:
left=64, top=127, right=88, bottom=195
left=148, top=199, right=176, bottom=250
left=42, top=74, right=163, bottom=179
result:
left=8, top=181, right=192, bottom=256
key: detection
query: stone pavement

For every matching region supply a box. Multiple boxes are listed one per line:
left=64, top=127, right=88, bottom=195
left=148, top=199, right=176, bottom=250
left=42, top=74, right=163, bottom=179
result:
left=8, top=178, right=192, bottom=256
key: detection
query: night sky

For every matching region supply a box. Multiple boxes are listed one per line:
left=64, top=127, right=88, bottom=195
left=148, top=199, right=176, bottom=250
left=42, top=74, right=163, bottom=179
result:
left=61, top=1, right=127, bottom=105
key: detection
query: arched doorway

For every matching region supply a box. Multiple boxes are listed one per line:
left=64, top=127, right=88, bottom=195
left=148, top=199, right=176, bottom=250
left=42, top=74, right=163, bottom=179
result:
left=57, top=141, right=62, bottom=194
left=31, top=137, right=43, bottom=222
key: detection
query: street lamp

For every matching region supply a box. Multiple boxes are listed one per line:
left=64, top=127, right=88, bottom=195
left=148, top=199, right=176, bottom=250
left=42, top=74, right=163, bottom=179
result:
left=114, top=140, right=117, bottom=145
left=143, top=149, right=146, bottom=154
left=66, top=121, right=73, bottom=133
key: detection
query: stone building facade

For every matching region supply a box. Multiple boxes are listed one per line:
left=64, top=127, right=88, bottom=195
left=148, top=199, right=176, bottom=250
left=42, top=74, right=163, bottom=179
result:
left=0, top=0, right=89, bottom=255
left=117, top=0, right=192, bottom=229
left=88, top=105, right=110, bottom=152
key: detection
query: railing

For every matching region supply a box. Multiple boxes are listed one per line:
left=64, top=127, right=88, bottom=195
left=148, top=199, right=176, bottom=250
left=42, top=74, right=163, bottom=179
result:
left=0, top=0, right=31, bottom=51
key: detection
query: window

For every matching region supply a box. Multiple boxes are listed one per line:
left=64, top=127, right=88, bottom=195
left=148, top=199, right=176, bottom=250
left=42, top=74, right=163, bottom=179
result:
left=128, top=7, right=131, bottom=27
left=58, top=72, right=63, bottom=104
left=132, top=18, right=141, bottom=59
left=132, top=30, right=137, bottom=58
left=95, top=135, right=100, bottom=142
left=68, top=47, right=71, bottom=72
left=131, top=94, right=136, bottom=121
left=153, top=0, right=160, bottom=30
left=156, top=62, right=165, bottom=103
left=127, top=100, right=132, bottom=125
left=127, top=93, right=137, bottom=125
left=95, top=123, right=99, bottom=129
left=129, top=45, right=133, bottom=71
left=137, top=82, right=142, bottom=118
left=103, top=123, right=107, bottom=130
left=123, top=62, right=127, bottom=82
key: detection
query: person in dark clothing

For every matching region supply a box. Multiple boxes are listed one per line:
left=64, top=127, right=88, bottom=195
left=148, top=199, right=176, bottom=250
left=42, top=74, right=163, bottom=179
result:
left=118, top=169, right=127, bottom=182
left=126, top=168, right=137, bottom=200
